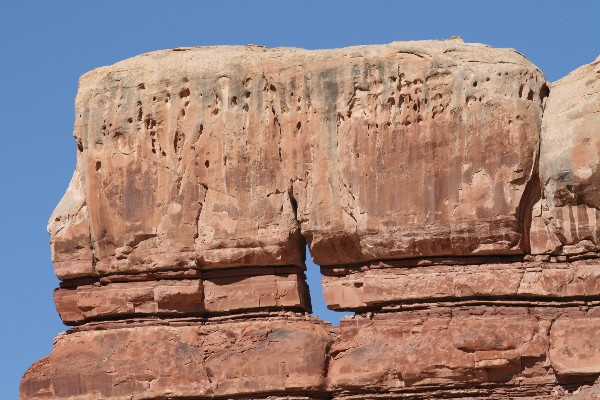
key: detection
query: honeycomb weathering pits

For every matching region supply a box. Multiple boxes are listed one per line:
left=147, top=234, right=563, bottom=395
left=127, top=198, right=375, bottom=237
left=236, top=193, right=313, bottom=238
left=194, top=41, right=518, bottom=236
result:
left=21, top=41, right=600, bottom=399
left=49, top=39, right=545, bottom=277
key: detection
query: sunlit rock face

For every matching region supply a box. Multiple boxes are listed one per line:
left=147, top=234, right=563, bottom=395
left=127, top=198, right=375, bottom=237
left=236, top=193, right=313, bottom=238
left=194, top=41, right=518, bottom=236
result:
left=531, top=56, right=600, bottom=257
left=22, top=41, right=600, bottom=400
left=48, top=39, right=545, bottom=278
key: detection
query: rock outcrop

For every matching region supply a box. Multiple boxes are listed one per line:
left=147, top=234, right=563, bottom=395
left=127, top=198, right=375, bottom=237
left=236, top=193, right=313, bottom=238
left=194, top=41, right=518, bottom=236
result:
left=21, top=41, right=600, bottom=399
left=531, top=56, right=600, bottom=257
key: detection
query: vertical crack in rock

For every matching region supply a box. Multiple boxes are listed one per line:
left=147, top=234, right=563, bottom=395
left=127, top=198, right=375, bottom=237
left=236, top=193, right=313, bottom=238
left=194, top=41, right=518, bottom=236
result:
left=516, top=128, right=542, bottom=255
left=194, top=183, right=208, bottom=244
left=519, top=81, right=549, bottom=254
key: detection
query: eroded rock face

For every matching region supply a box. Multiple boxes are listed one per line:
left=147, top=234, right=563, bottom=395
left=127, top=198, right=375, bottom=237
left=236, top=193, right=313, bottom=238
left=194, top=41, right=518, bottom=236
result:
left=329, top=307, right=600, bottom=399
left=563, top=380, right=600, bottom=400
left=322, top=258, right=600, bottom=310
left=329, top=310, right=548, bottom=394
left=50, top=39, right=545, bottom=278
left=22, top=43, right=600, bottom=400
left=531, top=56, right=600, bottom=256
left=54, top=267, right=311, bottom=324
left=21, top=317, right=332, bottom=399
left=550, top=318, right=600, bottom=376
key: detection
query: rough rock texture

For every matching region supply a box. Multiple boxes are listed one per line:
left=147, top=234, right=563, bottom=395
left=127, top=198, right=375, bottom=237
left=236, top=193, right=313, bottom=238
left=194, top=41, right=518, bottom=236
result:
left=48, top=39, right=546, bottom=279
left=329, top=311, right=549, bottom=392
left=22, top=42, right=600, bottom=400
left=563, top=379, right=600, bottom=400
left=54, top=267, right=311, bottom=324
left=21, top=317, right=332, bottom=400
left=329, top=306, right=600, bottom=399
left=550, top=318, right=600, bottom=376
left=531, top=56, right=600, bottom=256
left=54, top=279, right=204, bottom=324
left=322, top=257, right=600, bottom=310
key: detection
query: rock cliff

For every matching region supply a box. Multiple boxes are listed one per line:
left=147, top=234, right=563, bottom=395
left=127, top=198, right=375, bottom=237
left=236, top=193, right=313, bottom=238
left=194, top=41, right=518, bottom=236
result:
left=21, top=41, right=600, bottom=399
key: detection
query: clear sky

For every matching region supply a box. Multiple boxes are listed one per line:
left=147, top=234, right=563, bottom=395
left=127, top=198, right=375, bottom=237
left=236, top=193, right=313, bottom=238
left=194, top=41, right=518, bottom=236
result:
left=1, top=1, right=599, bottom=398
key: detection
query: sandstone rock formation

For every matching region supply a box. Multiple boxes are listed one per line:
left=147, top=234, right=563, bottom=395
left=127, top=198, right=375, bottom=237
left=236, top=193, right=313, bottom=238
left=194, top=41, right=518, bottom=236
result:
left=531, top=56, right=600, bottom=257
left=21, top=41, right=600, bottom=399
left=48, top=39, right=546, bottom=278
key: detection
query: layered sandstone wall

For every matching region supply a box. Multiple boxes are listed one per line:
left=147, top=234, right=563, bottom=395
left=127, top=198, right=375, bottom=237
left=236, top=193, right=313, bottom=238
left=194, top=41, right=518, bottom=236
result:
left=21, top=41, right=600, bottom=399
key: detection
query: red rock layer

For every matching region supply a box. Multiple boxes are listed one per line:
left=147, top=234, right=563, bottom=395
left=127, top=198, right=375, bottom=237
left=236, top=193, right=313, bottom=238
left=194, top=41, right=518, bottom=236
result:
left=531, top=56, right=600, bottom=257
left=329, top=304, right=600, bottom=398
left=322, top=257, right=600, bottom=311
left=21, top=315, right=332, bottom=400
left=54, top=267, right=311, bottom=324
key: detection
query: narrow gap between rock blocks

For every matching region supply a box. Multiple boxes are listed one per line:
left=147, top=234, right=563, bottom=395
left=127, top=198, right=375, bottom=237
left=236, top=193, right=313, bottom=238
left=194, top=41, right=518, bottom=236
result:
left=304, top=245, right=352, bottom=326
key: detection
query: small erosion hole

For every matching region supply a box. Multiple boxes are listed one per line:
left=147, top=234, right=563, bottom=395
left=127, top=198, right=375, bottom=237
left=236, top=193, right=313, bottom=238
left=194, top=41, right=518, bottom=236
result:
left=539, top=83, right=550, bottom=102
left=179, top=88, right=190, bottom=98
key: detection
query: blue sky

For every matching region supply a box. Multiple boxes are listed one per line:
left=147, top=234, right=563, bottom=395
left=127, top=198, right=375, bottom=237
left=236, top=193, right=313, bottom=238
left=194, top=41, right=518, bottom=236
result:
left=1, top=1, right=599, bottom=398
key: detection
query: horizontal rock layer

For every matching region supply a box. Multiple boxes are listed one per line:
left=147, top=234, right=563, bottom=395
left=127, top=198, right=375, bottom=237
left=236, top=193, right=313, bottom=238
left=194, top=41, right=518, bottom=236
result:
left=322, top=258, right=600, bottom=310
left=329, top=306, right=600, bottom=398
left=21, top=316, right=332, bottom=400
left=22, top=306, right=600, bottom=399
left=54, top=267, right=310, bottom=324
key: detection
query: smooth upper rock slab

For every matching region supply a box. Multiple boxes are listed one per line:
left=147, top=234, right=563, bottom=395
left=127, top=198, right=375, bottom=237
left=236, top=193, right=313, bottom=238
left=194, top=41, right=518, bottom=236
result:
left=49, top=40, right=547, bottom=278
left=532, top=56, right=600, bottom=255
left=20, top=317, right=332, bottom=399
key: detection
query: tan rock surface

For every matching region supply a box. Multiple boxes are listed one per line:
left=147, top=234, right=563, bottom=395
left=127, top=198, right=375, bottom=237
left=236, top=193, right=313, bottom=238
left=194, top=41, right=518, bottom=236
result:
left=50, top=40, right=546, bottom=278
left=20, top=317, right=332, bottom=400
left=532, top=56, right=600, bottom=255
left=48, top=169, right=95, bottom=279
left=563, top=380, right=600, bottom=400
